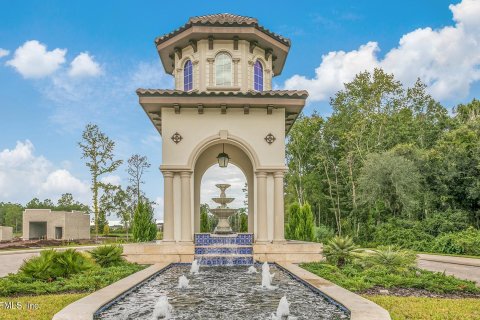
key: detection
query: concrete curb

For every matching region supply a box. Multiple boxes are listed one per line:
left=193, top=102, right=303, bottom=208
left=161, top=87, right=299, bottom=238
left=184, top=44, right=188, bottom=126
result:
left=52, top=263, right=169, bottom=320
left=417, top=254, right=480, bottom=268
left=278, top=262, right=391, bottom=320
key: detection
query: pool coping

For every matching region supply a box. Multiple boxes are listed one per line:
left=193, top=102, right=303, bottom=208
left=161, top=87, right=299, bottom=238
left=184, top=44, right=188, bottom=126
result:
left=54, top=262, right=391, bottom=320
left=278, top=262, right=392, bottom=320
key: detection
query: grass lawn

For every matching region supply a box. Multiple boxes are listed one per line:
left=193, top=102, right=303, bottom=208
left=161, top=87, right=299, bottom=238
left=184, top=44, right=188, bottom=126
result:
left=366, top=295, right=480, bottom=320
left=0, top=293, right=87, bottom=320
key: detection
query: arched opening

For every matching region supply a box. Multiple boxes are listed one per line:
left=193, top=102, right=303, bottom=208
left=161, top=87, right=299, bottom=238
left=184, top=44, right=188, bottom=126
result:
left=200, top=164, right=248, bottom=233
left=193, top=142, right=255, bottom=235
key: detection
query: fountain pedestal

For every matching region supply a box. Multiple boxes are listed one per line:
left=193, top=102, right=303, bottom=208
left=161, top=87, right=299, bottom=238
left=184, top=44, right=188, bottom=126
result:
left=209, top=184, right=237, bottom=234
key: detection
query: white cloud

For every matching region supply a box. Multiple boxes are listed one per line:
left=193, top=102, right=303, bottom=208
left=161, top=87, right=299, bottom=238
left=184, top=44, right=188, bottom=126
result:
left=68, top=52, right=102, bottom=78
left=0, top=48, right=9, bottom=58
left=200, top=164, right=247, bottom=210
left=0, top=140, right=90, bottom=204
left=100, top=175, right=121, bottom=186
left=40, top=169, right=90, bottom=197
left=154, top=196, right=164, bottom=221
left=284, top=0, right=480, bottom=102
left=6, top=40, right=66, bottom=78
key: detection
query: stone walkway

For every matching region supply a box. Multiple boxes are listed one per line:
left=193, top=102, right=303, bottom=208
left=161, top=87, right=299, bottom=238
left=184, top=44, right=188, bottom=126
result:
left=417, top=254, right=480, bottom=285
left=0, top=246, right=99, bottom=277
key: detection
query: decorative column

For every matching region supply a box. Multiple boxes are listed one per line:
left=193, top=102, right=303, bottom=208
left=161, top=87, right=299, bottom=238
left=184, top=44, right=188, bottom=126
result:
left=233, top=58, right=240, bottom=87
left=162, top=171, right=174, bottom=242
left=256, top=171, right=268, bottom=242
left=207, top=58, right=215, bottom=86
left=273, top=171, right=285, bottom=242
left=180, top=171, right=192, bottom=242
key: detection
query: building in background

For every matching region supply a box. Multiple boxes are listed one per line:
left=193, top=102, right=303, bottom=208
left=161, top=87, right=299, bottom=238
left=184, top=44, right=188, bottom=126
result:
left=22, top=209, right=90, bottom=240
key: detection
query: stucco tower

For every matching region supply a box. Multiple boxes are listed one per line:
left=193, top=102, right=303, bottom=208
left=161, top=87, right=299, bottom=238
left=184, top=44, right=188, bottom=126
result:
left=137, top=14, right=307, bottom=243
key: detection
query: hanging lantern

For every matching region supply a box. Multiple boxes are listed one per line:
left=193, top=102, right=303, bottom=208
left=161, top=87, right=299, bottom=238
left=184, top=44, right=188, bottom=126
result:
left=217, top=144, right=230, bottom=168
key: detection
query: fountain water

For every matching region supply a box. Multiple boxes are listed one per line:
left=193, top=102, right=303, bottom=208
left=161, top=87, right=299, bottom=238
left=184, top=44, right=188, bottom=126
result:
left=151, top=295, right=173, bottom=320
left=209, top=184, right=237, bottom=234
left=274, top=296, right=290, bottom=319
left=177, top=275, right=189, bottom=289
left=190, top=260, right=200, bottom=274
left=247, top=265, right=258, bottom=274
left=261, top=262, right=276, bottom=289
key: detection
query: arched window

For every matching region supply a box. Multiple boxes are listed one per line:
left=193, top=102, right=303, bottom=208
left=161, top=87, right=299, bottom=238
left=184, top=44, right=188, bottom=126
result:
left=215, top=53, right=232, bottom=86
left=183, top=60, right=193, bottom=91
left=254, top=60, right=263, bottom=91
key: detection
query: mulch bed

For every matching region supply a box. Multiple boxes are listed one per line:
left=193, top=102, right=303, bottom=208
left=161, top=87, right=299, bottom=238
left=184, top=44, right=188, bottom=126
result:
left=360, top=286, right=480, bottom=299
left=0, top=239, right=95, bottom=250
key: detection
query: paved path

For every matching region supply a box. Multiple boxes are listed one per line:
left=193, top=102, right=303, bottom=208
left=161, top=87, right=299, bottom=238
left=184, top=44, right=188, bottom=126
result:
left=0, top=246, right=99, bottom=277
left=417, top=254, right=480, bottom=285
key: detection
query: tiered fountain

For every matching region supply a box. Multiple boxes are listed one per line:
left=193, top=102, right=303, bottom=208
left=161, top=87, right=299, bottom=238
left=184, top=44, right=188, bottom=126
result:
left=194, top=184, right=254, bottom=266
left=210, top=184, right=237, bottom=234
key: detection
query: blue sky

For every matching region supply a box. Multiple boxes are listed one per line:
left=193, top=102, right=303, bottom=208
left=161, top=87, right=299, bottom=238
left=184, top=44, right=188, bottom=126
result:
left=1, top=0, right=479, bottom=221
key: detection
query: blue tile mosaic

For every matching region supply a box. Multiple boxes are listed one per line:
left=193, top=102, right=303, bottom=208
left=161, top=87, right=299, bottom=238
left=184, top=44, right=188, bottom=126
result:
left=196, top=256, right=254, bottom=266
left=194, top=233, right=253, bottom=246
left=194, top=233, right=254, bottom=266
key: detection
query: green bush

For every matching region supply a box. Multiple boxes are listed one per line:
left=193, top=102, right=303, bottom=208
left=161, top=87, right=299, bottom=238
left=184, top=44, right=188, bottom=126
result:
left=89, top=245, right=124, bottom=267
left=314, top=224, right=335, bottom=243
left=286, top=202, right=315, bottom=241
left=132, top=200, right=157, bottom=242
left=19, top=249, right=92, bottom=281
left=302, top=261, right=479, bottom=294
left=323, top=235, right=361, bottom=267
left=363, top=246, right=416, bottom=272
left=369, top=219, right=434, bottom=251
left=431, top=227, right=480, bottom=255
left=0, top=263, right=145, bottom=296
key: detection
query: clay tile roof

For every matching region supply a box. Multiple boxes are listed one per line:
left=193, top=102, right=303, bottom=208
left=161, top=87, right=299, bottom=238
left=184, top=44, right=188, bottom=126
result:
left=154, top=13, right=290, bottom=46
left=136, top=89, right=308, bottom=98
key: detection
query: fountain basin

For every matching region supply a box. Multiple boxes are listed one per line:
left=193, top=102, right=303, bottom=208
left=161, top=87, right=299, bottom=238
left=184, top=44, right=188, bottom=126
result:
left=94, top=264, right=350, bottom=320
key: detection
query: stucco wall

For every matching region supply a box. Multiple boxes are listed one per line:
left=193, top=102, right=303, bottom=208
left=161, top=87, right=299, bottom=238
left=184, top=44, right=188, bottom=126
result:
left=23, top=209, right=90, bottom=240
left=161, top=107, right=285, bottom=168
left=0, top=226, right=13, bottom=241
left=64, top=211, right=91, bottom=240
left=173, top=39, right=273, bottom=92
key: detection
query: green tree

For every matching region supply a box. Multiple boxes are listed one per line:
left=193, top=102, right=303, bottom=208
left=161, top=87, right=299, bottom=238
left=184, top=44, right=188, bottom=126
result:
left=78, top=123, right=122, bottom=238
left=357, top=152, right=421, bottom=221
left=126, top=154, right=151, bottom=204
left=131, top=200, right=157, bottom=242
left=200, top=203, right=210, bottom=232
left=56, top=193, right=89, bottom=212
left=0, top=203, right=23, bottom=233
left=286, top=202, right=315, bottom=241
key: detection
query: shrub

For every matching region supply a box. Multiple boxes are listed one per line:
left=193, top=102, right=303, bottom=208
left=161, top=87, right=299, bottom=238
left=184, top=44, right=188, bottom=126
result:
left=103, top=224, right=110, bottom=236
left=301, top=261, right=479, bottom=294
left=323, top=235, right=361, bottom=267
left=54, top=249, right=93, bottom=277
left=431, top=227, right=480, bottom=255
left=19, top=249, right=58, bottom=281
left=19, top=249, right=92, bottom=281
left=369, top=218, right=434, bottom=251
left=132, top=200, right=157, bottom=242
left=0, top=263, right=145, bottom=296
left=89, top=245, right=124, bottom=267
left=364, top=246, right=416, bottom=272
left=286, top=202, right=315, bottom=241
left=314, top=224, right=335, bottom=243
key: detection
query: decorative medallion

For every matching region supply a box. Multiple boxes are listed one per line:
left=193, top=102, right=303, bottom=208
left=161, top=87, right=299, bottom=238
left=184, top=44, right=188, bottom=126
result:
left=171, top=132, right=183, bottom=144
left=264, top=133, right=276, bottom=144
